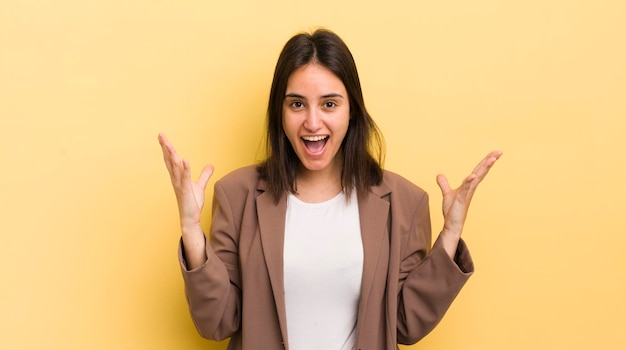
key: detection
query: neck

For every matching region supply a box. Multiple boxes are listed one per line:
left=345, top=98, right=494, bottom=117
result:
left=295, top=156, right=343, bottom=203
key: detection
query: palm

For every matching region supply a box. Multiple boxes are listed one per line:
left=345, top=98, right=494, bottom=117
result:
left=437, top=151, right=502, bottom=236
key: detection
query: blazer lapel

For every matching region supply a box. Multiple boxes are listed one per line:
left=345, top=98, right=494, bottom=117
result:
left=357, top=181, right=391, bottom=320
left=255, top=181, right=289, bottom=347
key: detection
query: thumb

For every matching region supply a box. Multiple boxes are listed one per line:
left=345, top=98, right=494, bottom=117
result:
left=197, top=165, right=214, bottom=188
left=436, top=174, right=451, bottom=195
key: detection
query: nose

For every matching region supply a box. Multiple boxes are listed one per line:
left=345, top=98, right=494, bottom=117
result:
left=303, top=108, right=322, bottom=131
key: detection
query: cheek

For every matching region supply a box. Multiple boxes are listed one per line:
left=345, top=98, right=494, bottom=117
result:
left=282, top=113, right=299, bottom=142
left=337, top=111, right=351, bottom=135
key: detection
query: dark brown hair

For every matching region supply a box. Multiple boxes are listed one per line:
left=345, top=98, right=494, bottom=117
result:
left=257, top=29, right=384, bottom=202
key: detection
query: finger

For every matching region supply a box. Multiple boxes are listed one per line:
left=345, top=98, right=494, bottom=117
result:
left=196, top=165, right=215, bottom=189
left=436, top=174, right=452, bottom=195
left=159, top=134, right=184, bottom=179
left=480, top=151, right=503, bottom=173
left=470, top=151, right=499, bottom=175
left=463, top=151, right=503, bottom=199
left=158, top=133, right=177, bottom=161
left=168, top=158, right=194, bottom=194
left=160, top=137, right=180, bottom=163
left=470, top=150, right=503, bottom=183
left=157, top=132, right=168, bottom=146
left=459, top=173, right=478, bottom=198
left=182, top=158, right=192, bottom=182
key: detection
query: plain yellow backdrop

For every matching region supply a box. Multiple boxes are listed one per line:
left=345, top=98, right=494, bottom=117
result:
left=1, top=0, right=625, bottom=349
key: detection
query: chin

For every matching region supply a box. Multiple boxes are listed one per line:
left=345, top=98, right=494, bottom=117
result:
left=301, top=157, right=340, bottom=173
left=301, top=163, right=328, bottom=172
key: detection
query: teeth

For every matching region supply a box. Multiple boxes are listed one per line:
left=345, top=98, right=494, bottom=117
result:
left=302, top=135, right=328, bottom=141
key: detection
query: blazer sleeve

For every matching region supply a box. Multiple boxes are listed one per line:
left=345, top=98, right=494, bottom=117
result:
left=396, top=191, right=474, bottom=345
left=178, top=180, right=242, bottom=341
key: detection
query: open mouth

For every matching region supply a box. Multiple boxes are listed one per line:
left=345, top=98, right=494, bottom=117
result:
left=301, top=135, right=329, bottom=154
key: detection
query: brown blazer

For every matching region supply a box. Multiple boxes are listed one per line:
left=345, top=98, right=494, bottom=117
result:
left=179, top=165, right=474, bottom=350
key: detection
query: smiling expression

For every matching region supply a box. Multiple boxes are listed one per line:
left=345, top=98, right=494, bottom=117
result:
left=282, top=63, right=350, bottom=177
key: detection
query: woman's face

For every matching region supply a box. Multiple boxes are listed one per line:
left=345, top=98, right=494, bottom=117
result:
left=282, top=63, right=350, bottom=177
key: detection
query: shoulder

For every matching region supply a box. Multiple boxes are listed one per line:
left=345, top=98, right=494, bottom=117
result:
left=379, top=169, right=429, bottom=207
left=216, top=165, right=260, bottom=185
left=381, top=170, right=427, bottom=196
left=213, top=165, right=262, bottom=198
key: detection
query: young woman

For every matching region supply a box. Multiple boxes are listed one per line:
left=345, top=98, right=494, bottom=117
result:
left=158, top=29, right=502, bottom=350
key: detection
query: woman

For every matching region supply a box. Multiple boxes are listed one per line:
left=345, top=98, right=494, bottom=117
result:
left=159, top=29, right=501, bottom=350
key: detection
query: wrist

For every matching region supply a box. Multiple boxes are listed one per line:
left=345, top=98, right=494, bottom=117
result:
left=441, top=226, right=461, bottom=240
left=181, top=223, right=204, bottom=237
left=180, top=224, right=207, bottom=270
left=440, top=229, right=461, bottom=259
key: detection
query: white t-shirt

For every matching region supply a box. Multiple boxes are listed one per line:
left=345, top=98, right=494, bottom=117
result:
left=284, top=190, right=363, bottom=350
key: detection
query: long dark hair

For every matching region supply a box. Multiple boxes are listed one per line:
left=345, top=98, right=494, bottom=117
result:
left=257, top=29, right=384, bottom=202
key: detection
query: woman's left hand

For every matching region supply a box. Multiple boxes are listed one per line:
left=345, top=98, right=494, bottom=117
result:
left=436, top=151, right=503, bottom=257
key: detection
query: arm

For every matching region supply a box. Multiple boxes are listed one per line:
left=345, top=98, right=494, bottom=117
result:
left=396, top=151, right=502, bottom=344
left=158, top=133, right=241, bottom=339
left=396, top=192, right=473, bottom=344
left=179, top=181, right=242, bottom=340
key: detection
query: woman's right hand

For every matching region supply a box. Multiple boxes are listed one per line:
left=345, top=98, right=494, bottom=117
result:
left=158, top=133, right=214, bottom=268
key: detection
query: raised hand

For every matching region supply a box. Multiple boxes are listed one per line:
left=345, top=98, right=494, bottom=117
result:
left=436, top=151, right=503, bottom=258
left=158, top=133, right=214, bottom=268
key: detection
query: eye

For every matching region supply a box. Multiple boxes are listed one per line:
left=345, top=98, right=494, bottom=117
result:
left=324, top=101, right=337, bottom=109
left=290, top=101, right=304, bottom=109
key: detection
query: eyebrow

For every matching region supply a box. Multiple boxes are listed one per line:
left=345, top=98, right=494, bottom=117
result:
left=284, top=93, right=345, bottom=99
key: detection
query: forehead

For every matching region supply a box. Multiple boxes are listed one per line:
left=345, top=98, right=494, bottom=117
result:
left=285, top=63, right=346, bottom=95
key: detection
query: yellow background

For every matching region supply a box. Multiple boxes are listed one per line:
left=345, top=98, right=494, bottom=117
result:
left=1, top=0, right=625, bottom=349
